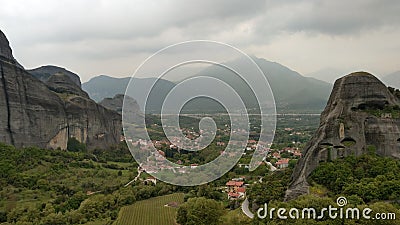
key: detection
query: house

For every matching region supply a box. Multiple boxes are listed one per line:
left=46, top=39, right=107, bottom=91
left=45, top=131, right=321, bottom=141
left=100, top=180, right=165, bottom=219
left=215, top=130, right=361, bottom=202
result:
left=228, top=192, right=240, bottom=199
left=190, top=164, right=199, bottom=169
left=226, top=180, right=244, bottom=193
left=248, top=140, right=257, bottom=144
left=293, top=150, right=302, bottom=157
left=272, top=152, right=281, bottom=159
left=144, top=176, right=157, bottom=185
left=158, top=150, right=166, bottom=157
left=216, top=141, right=225, bottom=146
left=232, top=177, right=244, bottom=181
left=276, top=158, right=290, bottom=169
left=237, top=187, right=246, bottom=198
left=226, top=180, right=246, bottom=200
left=238, top=164, right=249, bottom=169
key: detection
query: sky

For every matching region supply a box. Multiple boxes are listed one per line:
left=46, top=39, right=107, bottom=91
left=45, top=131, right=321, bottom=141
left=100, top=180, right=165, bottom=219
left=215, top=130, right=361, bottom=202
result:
left=1, top=0, right=400, bottom=82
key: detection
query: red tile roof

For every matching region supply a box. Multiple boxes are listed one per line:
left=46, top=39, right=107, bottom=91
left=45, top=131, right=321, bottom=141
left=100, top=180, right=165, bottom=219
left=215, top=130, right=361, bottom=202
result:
left=276, top=158, right=290, bottom=165
left=226, top=181, right=244, bottom=187
left=237, top=187, right=246, bottom=193
left=228, top=192, right=240, bottom=197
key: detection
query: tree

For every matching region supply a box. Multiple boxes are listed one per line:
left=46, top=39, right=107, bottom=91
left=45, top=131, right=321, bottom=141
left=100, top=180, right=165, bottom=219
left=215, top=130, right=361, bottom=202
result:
left=176, top=197, right=224, bottom=225
left=67, top=137, right=86, bottom=152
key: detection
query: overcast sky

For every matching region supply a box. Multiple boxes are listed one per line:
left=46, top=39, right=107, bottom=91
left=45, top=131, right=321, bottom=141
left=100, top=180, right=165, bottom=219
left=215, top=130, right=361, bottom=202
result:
left=1, top=0, right=399, bottom=82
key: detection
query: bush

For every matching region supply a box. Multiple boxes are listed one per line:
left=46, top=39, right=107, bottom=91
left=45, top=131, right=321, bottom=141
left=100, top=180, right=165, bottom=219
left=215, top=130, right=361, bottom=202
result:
left=67, top=138, right=86, bottom=152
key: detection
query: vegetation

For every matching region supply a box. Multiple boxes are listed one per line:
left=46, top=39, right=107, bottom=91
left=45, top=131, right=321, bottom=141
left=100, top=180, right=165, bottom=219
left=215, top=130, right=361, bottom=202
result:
left=67, top=137, right=87, bottom=152
left=388, top=86, right=400, bottom=99
left=311, top=153, right=400, bottom=202
left=177, top=197, right=225, bottom=225
left=114, top=193, right=184, bottom=225
left=248, top=169, right=293, bottom=205
left=250, top=153, right=400, bottom=224
left=0, top=143, right=178, bottom=224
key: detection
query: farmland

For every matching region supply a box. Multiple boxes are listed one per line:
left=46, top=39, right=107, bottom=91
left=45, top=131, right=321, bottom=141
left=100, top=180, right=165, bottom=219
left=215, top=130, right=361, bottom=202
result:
left=114, top=193, right=184, bottom=225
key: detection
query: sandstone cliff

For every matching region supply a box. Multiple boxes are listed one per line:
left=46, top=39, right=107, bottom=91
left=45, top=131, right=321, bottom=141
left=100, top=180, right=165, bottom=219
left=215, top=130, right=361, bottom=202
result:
left=285, top=72, right=400, bottom=200
left=0, top=30, right=121, bottom=150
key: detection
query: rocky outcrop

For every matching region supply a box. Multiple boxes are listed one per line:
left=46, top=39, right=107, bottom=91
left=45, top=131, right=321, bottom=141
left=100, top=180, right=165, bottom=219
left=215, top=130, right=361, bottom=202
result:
left=0, top=30, right=121, bottom=150
left=28, top=65, right=82, bottom=87
left=45, top=73, right=89, bottom=98
left=0, top=31, right=13, bottom=61
left=285, top=72, right=400, bottom=200
left=99, top=94, right=143, bottom=124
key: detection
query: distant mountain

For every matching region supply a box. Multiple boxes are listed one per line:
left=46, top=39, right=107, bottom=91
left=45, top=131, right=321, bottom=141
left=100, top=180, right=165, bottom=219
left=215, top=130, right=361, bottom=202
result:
left=28, top=65, right=82, bottom=87
left=183, top=57, right=332, bottom=112
left=382, top=71, right=400, bottom=89
left=305, top=68, right=348, bottom=84
left=251, top=57, right=332, bottom=111
left=83, top=75, right=175, bottom=113
left=83, top=58, right=332, bottom=113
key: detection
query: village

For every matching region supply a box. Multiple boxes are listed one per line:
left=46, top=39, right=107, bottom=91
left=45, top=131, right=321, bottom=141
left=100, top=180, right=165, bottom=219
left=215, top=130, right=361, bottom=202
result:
left=124, top=130, right=303, bottom=201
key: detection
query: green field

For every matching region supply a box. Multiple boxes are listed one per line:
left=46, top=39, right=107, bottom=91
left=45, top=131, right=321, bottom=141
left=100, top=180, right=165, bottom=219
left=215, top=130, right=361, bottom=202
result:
left=114, top=193, right=184, bottom=225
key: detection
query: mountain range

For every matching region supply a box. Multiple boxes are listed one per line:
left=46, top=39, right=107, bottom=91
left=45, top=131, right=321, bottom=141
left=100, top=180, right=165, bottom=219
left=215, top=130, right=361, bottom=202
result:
left=83, top=57, right=333, bottom=113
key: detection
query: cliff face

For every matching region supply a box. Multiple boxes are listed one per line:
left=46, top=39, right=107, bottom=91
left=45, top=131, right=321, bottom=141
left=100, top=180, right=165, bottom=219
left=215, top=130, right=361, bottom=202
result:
left=0, top=30, right=121, bottom=150
left=285, top=72, right=400, bottom=200
left=0, top=31, right=13, bottom=60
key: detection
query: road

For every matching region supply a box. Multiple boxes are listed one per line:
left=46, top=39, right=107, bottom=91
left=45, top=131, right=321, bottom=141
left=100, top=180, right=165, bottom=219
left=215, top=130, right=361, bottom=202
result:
left=241, top=198, right=254, bottom=219
left=124, top=166, right=142, bottom=187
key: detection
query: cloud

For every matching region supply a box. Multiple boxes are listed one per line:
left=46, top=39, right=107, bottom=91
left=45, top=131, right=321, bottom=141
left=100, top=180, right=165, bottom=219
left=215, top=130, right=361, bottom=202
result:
left=1, top=0, right=400, bottom=81
left=283, top=0, right=400, bottom=35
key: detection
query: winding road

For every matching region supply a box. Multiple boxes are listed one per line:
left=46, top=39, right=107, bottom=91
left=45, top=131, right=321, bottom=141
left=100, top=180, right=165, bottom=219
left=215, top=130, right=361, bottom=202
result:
left=241, top=198, right=254, bottom=219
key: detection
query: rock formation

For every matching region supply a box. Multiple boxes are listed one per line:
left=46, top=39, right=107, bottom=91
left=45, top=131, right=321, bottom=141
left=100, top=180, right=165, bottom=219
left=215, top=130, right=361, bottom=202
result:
left=285, top=72, right=400, bottom=200
left=28, top=65, right=82, bottom=87
left=0, top=30, right=121, bottom=150
left=100, top=94, right=143, bottom=121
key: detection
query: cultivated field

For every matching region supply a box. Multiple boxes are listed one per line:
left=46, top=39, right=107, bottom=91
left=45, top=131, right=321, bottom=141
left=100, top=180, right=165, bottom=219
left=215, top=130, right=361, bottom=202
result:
left=113, top=193, right=185, bottom=225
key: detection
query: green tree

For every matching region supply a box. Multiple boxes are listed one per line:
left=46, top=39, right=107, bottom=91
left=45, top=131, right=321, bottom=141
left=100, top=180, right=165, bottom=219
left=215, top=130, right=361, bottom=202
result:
left=177, top=197, right=224, bottom=225
left=67, top=137, right=86, bottom=152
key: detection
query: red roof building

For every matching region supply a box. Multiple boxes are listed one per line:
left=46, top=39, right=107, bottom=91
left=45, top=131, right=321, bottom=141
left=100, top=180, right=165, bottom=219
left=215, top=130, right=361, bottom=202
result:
left=276, top=158, right=290, bottom=169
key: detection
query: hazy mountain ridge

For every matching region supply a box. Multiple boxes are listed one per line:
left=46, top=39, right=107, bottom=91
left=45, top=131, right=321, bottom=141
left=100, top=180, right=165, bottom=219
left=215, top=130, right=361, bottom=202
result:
left=383, top=71, right=400, bottom=89
left=83, top=58, right=332, bottom=113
